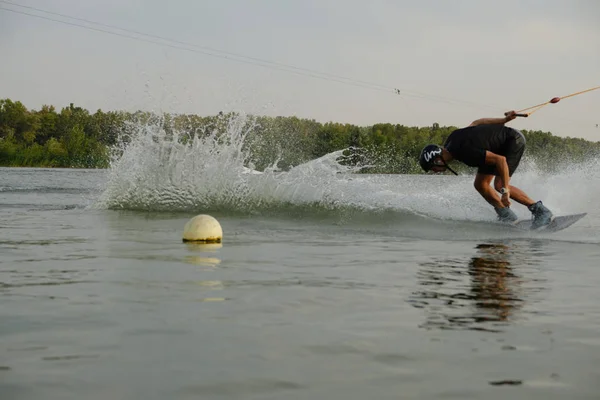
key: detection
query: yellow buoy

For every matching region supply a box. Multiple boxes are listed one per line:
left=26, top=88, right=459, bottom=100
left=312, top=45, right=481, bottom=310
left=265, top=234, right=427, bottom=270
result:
left=182, top=214, right=223, bottom=243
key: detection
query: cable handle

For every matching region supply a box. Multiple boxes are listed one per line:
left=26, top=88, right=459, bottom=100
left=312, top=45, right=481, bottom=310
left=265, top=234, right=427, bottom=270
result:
left=504, top=112, right=529, bottom=118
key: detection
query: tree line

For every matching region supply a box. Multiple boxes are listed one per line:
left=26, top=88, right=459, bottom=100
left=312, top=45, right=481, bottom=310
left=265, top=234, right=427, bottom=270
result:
left=1, top=98, right=599, bottom=173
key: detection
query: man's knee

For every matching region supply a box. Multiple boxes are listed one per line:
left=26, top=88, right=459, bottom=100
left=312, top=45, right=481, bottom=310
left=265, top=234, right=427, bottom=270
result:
left=474, top=174, right=495, bottom=196
left=474, top=178, right=489, bottom=194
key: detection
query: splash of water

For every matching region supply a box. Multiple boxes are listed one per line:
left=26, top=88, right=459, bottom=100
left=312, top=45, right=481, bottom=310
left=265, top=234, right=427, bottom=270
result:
left=93, top=112, right=365, bottom=213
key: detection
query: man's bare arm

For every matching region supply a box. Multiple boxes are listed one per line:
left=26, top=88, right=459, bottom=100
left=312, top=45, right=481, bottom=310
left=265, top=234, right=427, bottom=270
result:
left=469, top=111, right=517, bottom=127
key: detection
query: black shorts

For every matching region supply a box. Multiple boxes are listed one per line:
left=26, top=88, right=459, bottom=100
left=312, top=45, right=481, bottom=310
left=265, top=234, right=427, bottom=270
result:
left=477, top=129, right=526, bottom=177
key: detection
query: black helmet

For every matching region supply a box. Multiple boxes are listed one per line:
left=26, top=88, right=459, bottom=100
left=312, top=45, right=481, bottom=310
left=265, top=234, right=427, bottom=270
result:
left=419, top=144, right=443, bottom=172
left=418, top=144, right=458, bottom=175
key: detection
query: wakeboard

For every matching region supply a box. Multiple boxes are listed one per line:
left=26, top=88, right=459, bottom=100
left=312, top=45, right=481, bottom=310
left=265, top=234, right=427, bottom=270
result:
left=508, top=213, right=587, bottom=233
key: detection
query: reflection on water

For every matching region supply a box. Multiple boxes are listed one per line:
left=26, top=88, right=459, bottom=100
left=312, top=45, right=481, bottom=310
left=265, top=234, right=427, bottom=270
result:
left=409, top=241, right=546, bottom=332
left=183, top=242, right=222, bottom=267
left=469, top=243, right=518, bottom=325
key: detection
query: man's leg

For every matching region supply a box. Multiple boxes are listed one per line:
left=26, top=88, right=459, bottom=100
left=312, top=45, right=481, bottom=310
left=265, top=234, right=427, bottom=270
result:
left=474, top=173, right=503, bottom=208
left=493, top=176, right=553, bottom=227
left=493, top=177, right=535, bottom=207
left=475, top=173, right=519, bottom=222
left=496, top=131, right=535, bottom=207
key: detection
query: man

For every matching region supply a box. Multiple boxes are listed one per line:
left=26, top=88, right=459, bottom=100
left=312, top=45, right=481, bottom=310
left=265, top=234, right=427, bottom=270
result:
left=418, top=110, right=553, bottom=228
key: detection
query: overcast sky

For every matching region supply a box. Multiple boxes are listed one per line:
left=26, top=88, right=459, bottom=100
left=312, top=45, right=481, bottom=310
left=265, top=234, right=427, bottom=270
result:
left=1, top=0, right=599, bottom=139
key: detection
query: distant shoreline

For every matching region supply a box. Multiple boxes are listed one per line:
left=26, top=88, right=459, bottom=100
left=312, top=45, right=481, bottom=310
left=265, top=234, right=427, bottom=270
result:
left=2, top=98, right=599, bottom=174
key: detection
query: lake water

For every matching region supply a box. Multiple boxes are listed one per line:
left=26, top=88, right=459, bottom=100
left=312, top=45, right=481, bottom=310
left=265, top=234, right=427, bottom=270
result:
left=2, top=123, right=600, bottom=399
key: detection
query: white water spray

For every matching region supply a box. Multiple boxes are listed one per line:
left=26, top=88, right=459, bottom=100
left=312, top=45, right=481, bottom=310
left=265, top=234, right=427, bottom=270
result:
left=93, top=111, right=599, bottom=238
left=93, top=112, right=363, bottom=212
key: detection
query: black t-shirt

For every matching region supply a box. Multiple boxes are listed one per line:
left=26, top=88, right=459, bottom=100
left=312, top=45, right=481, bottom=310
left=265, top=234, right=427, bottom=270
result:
left=444, top=124, right=515, bottom=168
